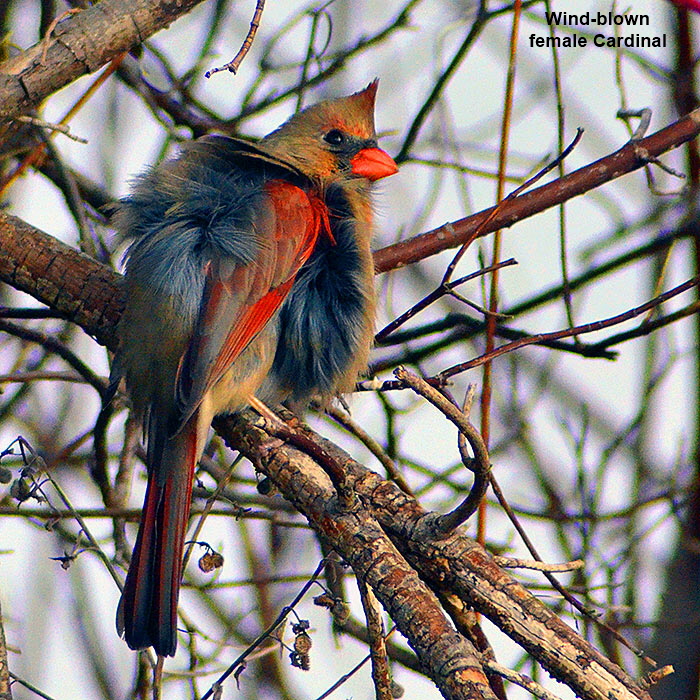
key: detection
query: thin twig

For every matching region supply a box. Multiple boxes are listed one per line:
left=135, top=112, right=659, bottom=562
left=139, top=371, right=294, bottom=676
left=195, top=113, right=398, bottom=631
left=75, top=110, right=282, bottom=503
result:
left=205, top=0, right=265, bottom=77
left=396, top=0, right=489, bottom=162
left=372, top=314, right=617, bottom=378
left=486, top=474, right=657, bottom=666
left=8, top=673, right=57, bottom=700
left=479, top=0, right=522, bottom=551
left=356, top=578, right=393, bottom=700
left=315, top=652, right=373, bottom=700
left=323, top=403, right=414, bottom=495
left=0, top=307, right=65, bottom=319
left=0, top=505, right=307, bottom=525
left=0, top=320, right=108, bottom=398
left=504, top=228, right=692, bottom=319
left=484, top=660, right=566, bottom=700
left=375, top=259, right=517, bottom=343
left=40, top=8, right=83, bottom=64
left=200, top=559, right=326, bottom=700
left=15, top=115, right=87, bottom=143
left=438, top=275, right=700, bottom=380
left=393, top=368, right=490, bottom=534
left=617, top=108, right=653, bottom=141
left=492, top=556, right=584, bottom=572
left=591, top=299, right=700, bottom=350
left=543, top=0, right=576, bottom=336
left=0, top=371, right=87, bottom=384
left=42, top=472, right=123, bottom=590
left=182, top=453, right=246, bottom=572
left=440, top=129, right=584, bottom=288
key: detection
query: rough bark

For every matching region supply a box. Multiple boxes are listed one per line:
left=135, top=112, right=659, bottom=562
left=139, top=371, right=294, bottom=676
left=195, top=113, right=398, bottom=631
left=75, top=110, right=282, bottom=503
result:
left=220, top=413, right=653, bottom=700
left=0, top=0, right=208, bottom=122
left=0, top=213, right=123, bottom=348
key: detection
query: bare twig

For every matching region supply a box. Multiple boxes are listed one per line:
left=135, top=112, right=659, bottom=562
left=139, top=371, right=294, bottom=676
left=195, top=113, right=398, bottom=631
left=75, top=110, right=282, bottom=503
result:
left=205, top=0, right=265, bottom=77
left=40, top=8, right=83, bottom=64
left=492, top=556, right=585, bottom=572
left=0, top=371, right=88, bottom=384
left=438, top=275, right=700, bottom=380
left=375, top=259, right=517, bottom=343
left=7, top=674, right=53, bottom=700
left=591, top=299, right=700, bottom=350
left=200, top=559, right=326, bottom=700
left=393, top=368, right=490, bottom=533
left=484, top=660, right=566, bottom=700
left=442, top=128, right=583, bottom=287
left=15, top=115, right=87, bottom=143
left=0, top=320, right=108, bottom=398
left=485, top=473, right=657, bottom=667
left=322, top=402, right=414, bottom=495
left=42, top=471, right=123, bottom=589
left=314, top=651, right=372, bottom=700
left=356, top=578, right=393, bottom=700
left=617, top=108, right=653, bottom=141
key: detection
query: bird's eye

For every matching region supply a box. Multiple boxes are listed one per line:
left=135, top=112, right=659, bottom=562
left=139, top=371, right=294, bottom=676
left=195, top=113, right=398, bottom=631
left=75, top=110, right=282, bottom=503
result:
left=323, top=129, right=345, bottom=146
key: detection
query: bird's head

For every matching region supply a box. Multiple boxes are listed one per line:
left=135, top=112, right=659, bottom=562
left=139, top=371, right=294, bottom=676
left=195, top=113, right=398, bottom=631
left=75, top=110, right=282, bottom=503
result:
left=261, top=80, right=398, bottom=187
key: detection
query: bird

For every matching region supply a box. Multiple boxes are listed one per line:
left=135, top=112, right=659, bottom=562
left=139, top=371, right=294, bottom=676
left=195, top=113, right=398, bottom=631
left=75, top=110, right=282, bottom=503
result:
left=112, top=80, right=398, bottom=657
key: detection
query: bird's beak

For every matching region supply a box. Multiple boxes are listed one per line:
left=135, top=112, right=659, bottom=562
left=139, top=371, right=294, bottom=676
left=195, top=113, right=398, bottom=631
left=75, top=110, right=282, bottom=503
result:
left=350, top=147, right=399, bottom=181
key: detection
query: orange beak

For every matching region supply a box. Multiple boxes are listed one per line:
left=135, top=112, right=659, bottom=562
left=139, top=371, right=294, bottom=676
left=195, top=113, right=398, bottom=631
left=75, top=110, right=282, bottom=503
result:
left=350, top=147, right=399, bottom=181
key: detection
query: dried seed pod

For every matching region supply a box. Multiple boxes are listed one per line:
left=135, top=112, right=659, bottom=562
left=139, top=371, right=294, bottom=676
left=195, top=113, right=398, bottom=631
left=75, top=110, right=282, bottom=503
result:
left=198, top=551, right=224, bottom=573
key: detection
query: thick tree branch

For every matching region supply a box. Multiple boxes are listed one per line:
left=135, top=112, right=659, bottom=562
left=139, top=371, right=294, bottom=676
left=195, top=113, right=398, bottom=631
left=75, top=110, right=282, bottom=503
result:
left=219, top=410, right=653, bottom=700
left=217, top=414, right=499, bottom=700
left=0, top=0, right=208, bottom=122
left=0, top=213, right=122, bottom=349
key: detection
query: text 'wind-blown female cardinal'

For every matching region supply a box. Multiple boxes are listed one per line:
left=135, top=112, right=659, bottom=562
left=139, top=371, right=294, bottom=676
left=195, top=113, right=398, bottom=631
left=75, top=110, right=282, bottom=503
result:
left=113, top=81, right=398, bottom=657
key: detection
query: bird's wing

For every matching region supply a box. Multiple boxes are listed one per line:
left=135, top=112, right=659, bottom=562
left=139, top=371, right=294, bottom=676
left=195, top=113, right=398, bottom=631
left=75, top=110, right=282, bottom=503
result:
left=172, top=180, right=329, bottom=432
left=191, top=134, right=305, bottom=177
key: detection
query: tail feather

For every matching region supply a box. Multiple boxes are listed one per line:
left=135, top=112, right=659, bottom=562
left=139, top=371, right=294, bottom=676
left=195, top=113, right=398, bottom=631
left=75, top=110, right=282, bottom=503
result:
left=118, top=418, right=199, bottom=657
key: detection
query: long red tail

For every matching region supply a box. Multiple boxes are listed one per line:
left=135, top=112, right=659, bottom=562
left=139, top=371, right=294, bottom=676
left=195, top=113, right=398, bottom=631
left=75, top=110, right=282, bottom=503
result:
left=117, top=417, right=199, bottom=657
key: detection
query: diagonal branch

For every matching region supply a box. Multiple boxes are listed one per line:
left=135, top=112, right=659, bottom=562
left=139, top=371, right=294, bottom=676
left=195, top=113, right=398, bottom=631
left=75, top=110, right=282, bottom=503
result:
left=0, top=0, right=208, bottom=122
left=374, top=109, right=700, bottom=274
left=220, top=411, right=654, bottom=700
left=216, top=413, right=498, bottom=700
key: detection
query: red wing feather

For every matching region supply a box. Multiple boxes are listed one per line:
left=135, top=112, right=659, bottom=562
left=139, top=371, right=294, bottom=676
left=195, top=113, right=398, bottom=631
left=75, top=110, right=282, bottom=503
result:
left=205, top=276, right=296, bottom=384
left=173, top=181, right=328, bottom=431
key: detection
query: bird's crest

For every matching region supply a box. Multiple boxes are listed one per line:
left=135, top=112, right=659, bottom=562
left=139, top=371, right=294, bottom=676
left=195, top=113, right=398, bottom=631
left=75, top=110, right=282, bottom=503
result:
left=256, top=80, right=392, bottom=187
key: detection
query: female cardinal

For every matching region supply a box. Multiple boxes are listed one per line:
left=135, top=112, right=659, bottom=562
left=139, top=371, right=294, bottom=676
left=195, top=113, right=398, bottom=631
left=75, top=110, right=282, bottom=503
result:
left=113, top=81, right=397, bottom=656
